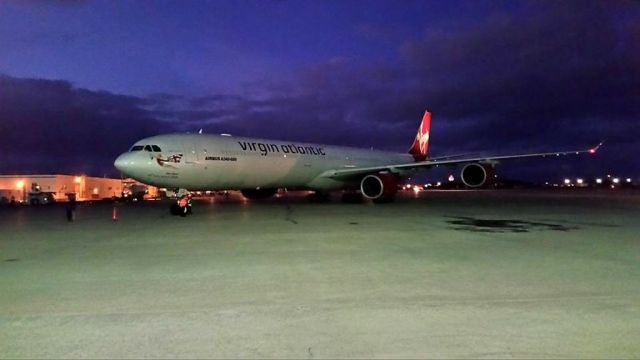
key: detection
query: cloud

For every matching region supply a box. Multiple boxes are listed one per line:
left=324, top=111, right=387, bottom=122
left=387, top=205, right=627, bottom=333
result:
left=398, top=2, right=640, bottom=148
left=0, top=74, right=166, bottom=175
left=2, top=1, right=638, bottom=179
left=180, top=1, right=639, bottom=177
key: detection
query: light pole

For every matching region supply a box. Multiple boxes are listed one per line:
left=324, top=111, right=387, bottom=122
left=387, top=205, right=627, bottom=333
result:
left=16, top=180, right=25, bottom=203
left=74, top=176, right=82, bottom=200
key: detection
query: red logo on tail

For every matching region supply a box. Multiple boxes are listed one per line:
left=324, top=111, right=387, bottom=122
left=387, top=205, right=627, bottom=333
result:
left=409, top=111, right=431, bottom=161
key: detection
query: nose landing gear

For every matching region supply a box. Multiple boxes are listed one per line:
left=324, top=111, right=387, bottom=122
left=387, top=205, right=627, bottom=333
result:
left=170, top=189, right=193, bottom=217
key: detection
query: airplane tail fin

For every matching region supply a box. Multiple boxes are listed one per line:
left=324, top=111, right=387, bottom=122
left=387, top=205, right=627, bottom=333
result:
left=408, top=110, right=431, bottom=162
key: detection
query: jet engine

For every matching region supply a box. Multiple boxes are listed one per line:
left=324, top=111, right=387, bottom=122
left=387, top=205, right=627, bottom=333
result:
left=360, top=173, right=399, bottom=201
left=460, top=163, right=495, bottom=188
left=241, top=188, right=278, bottom=200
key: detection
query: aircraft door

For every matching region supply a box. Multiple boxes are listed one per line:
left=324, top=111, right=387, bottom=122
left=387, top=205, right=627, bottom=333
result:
left=179, top=140, right=207, bottom=189
left=183, top=142, right=198, bottom=164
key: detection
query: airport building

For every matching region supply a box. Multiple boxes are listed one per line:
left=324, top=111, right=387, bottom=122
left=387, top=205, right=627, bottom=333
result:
left=0, top=174, right=157, bottom=203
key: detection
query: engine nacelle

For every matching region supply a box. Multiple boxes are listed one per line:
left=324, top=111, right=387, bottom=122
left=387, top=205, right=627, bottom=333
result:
left=360, top=173, right=399, bottom=201
left=241, top=188, right=278, bottom=200
left=460, top=163, right=495, bottom=188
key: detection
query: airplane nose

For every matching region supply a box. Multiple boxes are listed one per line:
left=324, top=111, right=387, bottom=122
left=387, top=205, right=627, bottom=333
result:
left=114, top=153, right=133, bottom=175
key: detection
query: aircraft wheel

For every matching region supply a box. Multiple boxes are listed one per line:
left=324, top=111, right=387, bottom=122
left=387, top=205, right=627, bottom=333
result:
left=341, top=192, right=363, bottom=203
left=307, top=191, right=331, bottom=202
left=170, top=203, right=182, bottom=216
left=373, top=196, right=395, bottom=203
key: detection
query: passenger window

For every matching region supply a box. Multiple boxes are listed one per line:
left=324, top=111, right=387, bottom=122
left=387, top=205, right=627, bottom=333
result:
left=152, top=145, right=161, bottom=152
left=130, top=145, right=144, bottom=152
left=144, top=145, right=152, bottom=152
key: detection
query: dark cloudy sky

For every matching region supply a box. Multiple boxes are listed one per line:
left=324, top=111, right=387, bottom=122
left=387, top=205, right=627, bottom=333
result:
left=1, top=0, right=638, bottom=180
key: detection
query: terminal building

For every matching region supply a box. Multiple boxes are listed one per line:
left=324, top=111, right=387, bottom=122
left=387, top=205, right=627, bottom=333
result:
left=0, top=174, right=157, bottom=203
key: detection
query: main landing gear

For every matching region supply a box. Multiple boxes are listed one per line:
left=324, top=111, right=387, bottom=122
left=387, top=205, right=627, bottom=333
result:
left=306, top=191, right=331, bottom=202
left=341, top=191, right=364, bottom=203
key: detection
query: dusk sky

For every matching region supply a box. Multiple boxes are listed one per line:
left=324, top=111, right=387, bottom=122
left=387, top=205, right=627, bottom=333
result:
left=1, top=0, right=638, bottom=180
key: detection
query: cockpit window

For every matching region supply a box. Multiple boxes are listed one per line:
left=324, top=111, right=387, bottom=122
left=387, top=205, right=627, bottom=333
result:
left=144, top=145, right=153, bottom=152
left=130, top=145, right=144, bottom=152
left=151, top=145, right=161, bottom=152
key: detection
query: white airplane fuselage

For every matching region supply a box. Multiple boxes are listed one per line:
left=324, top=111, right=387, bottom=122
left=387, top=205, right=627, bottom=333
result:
left=114, top=134, right=413, bottom=191
left=115, top=111, right=599, bottom=200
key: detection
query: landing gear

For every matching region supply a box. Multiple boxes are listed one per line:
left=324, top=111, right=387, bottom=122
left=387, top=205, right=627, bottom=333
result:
left=170, top=202, right=190, bottom=216
left=372, top=196, right=395, bottom=204
left=170, top=189, right=193, bottom=217
left=307, top=191, right=331, bottom=202
left=341, top=191, right=364, bottom=203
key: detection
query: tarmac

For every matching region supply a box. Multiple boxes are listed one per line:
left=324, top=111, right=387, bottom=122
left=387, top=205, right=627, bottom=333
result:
left=1, top=190, right=639, bottom=359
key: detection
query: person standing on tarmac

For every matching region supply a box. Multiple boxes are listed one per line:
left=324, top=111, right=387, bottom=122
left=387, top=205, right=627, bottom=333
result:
left=66, top=194, right=77, bottom=221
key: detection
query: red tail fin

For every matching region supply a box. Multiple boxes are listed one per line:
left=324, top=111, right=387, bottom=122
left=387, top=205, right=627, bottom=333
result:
left=408, top=110, right=431, bottom=161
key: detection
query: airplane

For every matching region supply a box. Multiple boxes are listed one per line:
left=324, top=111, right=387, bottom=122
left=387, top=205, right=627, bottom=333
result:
left=114, top=110, right=602, bottom=209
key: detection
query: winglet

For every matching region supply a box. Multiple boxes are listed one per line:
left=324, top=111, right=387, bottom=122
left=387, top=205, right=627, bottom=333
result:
left=408, top=110, right=431, bottom=162
left=588, top=140, right=604, bottom=154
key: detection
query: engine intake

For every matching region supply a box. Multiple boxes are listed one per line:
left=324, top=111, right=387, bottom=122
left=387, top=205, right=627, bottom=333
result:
left=360, top=173, right=398, bottom=201
left=460, top=163, right=489, bottom=188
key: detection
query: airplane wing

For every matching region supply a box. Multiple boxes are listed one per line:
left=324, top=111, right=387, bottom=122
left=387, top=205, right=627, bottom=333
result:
left=321, top=142, right=603, bottom=179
